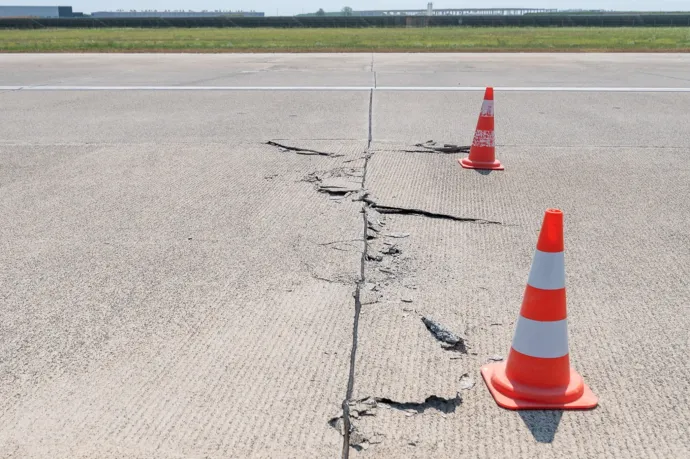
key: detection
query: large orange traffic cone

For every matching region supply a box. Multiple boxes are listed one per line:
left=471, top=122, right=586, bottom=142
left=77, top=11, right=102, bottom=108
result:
left=459, top=87, right=504, bottom=171
left=481, top=209, right=598, bottom=410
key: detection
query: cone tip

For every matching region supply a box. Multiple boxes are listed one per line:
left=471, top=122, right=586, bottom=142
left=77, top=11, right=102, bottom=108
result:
left=536, top=208, right=564, bottom=253
left=485, top=87, right=494, bottom=100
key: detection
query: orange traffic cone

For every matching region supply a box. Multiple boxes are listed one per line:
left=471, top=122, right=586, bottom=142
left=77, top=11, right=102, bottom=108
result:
left=481, top=209, right=598, bottom=410
left=459, top=87, right=504, bottom=171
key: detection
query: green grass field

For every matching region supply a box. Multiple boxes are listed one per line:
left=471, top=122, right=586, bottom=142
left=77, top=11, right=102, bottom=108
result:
left=1, top=27, right=689, bottom=52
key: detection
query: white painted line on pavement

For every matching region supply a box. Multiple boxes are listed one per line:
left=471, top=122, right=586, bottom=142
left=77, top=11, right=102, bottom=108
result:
left=8, top=86, right=373, bottom=91
left=3, top=85, right=690, bottom=92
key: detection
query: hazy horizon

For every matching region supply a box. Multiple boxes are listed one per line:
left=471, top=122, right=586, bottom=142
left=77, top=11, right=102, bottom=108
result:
left=4, top=1, right=690, bottom=15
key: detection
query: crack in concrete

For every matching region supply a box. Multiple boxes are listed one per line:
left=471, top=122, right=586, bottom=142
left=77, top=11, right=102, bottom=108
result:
left=331, top=392, right=464, bottom=426
left=637, top=70, right=690, bottom=83
left=318, top=239, right=364, bottom=247
left=406, top=142, right=471, bottom=154
left=372, top=204, right=503, bottom=225
left=367, top=89, right=373, bottom=149
left=340, top=89, right=375, bottom=459
left=266, top=140, right=343, bottom=157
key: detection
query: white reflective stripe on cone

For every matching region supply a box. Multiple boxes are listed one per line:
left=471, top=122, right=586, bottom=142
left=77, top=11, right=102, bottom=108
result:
left=472, top=130, right=495, bottom=148
left=527, top=250, right=565, bottom=290
left=480, top=100, right=494, bottom=117
left=511, top=317, right=569, bottom=359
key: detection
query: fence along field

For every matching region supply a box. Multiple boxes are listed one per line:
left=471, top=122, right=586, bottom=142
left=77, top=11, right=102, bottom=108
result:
left=1, top=13, right=690, bottom=29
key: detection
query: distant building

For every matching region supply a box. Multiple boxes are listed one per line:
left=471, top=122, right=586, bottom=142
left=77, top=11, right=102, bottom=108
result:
left=0, top=5, right=77, bottom=18
left=356, top=8, right=558, bottom=17
left=91, top=10, right=264, bottom=18
left=300, top=7, right=558, bottom=17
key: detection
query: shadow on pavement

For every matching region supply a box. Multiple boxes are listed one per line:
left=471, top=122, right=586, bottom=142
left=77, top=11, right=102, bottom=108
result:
left=518, top=410, right=564, bottom=443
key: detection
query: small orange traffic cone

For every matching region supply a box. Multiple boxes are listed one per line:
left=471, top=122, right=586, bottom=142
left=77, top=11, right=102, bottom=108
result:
left=459, top=87, right=504, bottom=171
left=481, top=209, right=598, bottom=410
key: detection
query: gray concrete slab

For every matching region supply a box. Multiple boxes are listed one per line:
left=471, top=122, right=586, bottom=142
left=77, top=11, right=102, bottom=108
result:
left=351, top=145, right=690, bottom=457
left=365, top=145, right=690, bottom=225
left=374, top=53, right=690, bottom=88
left=3, top=54, right=690, bottom=88
left=1, top=53, right=689, bottom=459
left=0, top=141, right=366, bottom=458
left=0, top=54, right=373, bottom=86
left=0, top=91, right=370, bottom=143
left=373, top=92, right=690, bottom=147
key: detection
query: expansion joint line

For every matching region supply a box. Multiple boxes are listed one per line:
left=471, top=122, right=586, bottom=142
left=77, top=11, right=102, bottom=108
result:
left=341, top=89, right=374, bottom=459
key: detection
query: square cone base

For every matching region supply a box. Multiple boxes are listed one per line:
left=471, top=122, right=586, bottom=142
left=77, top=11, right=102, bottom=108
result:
left=481, top=363, right=598, bottom=410
left=459, top=158, right=504, bottom=171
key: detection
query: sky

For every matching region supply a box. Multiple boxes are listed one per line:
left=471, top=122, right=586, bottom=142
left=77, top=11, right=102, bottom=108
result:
left=4, top=1, right=690, bottom=15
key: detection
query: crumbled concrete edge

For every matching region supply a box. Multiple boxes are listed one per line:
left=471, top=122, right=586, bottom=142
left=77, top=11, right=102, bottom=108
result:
left=329, top=393, right=462, bottom=451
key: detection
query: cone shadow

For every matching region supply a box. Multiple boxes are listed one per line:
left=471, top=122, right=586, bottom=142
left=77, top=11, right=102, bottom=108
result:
left=518, top=410, right=563, bottom=443
left=475, top=169, right=493, bottom=176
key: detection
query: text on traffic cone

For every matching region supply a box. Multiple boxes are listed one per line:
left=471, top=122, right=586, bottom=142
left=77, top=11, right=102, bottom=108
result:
left=459, top=87, right=504, bottom=171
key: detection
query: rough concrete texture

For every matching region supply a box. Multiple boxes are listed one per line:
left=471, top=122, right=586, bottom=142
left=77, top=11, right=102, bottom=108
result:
left=0, top=140, right=366, bottom=458
left=0, top=54, right=374, bottom=86
left=0, top=91, right=370, bottom=143
left=1, top=54, right=689, bottom=458
left=373, top=93, right=690, bottom=147
left=373, top=53, right=690, bottom=88
left=352, top=146, right=689, bottom=457
left=2, top=53, right=690, bottom=88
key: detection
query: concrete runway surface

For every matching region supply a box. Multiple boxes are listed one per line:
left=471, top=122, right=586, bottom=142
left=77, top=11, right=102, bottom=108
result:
left=0, top=54, right=688, bottom=458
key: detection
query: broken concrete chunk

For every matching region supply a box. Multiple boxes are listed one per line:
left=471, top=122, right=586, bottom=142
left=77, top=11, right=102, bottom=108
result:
left=302, top=172, right=321, bottom=183
left=422, top=317, right=461, bottom=345
left=366, top=209, right=385, bottom=233
left=487, top=355, right=505, bottom=363
left=350, top=430, right=384, bottom=451
left=366, top=253, right=383, bottom=262
left=350, top=397, right=378, bottom=417
left=380, top=244, right=401, bottom=255
left=328, top=397, right=378, bottom=432
left=360, top=289, right=380, bottom=306
left=351, top=189, right=369, bottom=202
left=422, top=316, right=468, bottom=353
left=459, top=373, right=476, bottom=390
left=360, top=284, right=381, bottom=305
left=328, top=415, right=345, bottom=435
